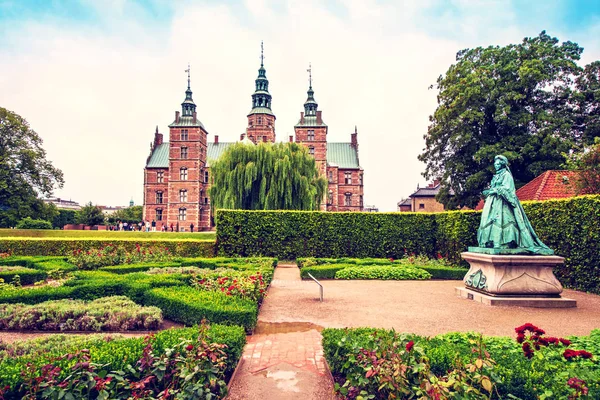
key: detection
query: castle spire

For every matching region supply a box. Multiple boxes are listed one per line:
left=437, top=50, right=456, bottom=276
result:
left=181, top=64, right=196, bottom=117
left=304, top=63, right=318, bottom=116
left=249, top=41, right=274, bottom=115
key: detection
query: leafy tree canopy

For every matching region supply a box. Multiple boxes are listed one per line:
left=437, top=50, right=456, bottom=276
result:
left=76, top=202, right=105, bottom=226
left=419, top=31, right=588, bottom=208
left=564, top=138, right=600, bottom=195
left=209, top=142, right=327, bottom=211
left=0, top=107, right=64, bottom=227
left=107, top=205, right=143, bottom=224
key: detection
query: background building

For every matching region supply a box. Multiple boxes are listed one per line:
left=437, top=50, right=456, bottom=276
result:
left=143, top=53, right=364, bottom=231
left=397, top=180, right=446, bottom=212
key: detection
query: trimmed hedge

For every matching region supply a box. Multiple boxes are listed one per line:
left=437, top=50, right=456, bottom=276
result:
left=420, top=265, right=468, bottom=280
left=300, top=264, right=354, bottom=280
left=334, top=265, right=432, bottom=280
left=0, top=238, right=216, bottom=257
left=0, top=266, right=47, bottom=285
left=144, top=286, right=258, bottom=332
left=0, top=324, right=246, bottom=397
left=216, top=196, right=600, bottom=293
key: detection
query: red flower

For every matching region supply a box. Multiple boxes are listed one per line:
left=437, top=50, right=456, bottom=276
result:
left=560, top=338, right=572, bottom=346
left=185, top=344, right=194, bottom=351
left=405, top=340, right=415, bottom=352
left=578, top=350, right=593, bottom=359
left=389, top=258, right=394, bottom=262
left=563, top=349, right=579, bottom=360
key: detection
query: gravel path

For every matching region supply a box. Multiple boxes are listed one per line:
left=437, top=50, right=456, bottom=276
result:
left=258, top=270, right=600, bottom=337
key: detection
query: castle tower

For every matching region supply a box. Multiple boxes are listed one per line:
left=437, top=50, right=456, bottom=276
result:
left=294, top=64, right=327, bottom=177
left=166, top=65, right=211, bottom=230
left=246, top=41, right=276, bottom=144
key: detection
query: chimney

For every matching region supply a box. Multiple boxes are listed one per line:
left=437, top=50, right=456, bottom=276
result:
left=175, top=111, right=180, bottom=123
left=300, top=112, right=304, bottom=124
left=240, top=133, right=246, bottom=141
left=214, top=135, right=219, bottom=144
left=316, top=111, right=322, bottom=124
left=153, top=126, right=163, bottom=147
left=192, top=111, right=197, bottom=123
left=351, top=126, right=358, bottom=149
left=289, top=135, right=294, bottom=143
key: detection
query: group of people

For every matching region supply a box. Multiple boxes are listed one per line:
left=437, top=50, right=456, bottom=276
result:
left=109, top=220, right=196, bottom=232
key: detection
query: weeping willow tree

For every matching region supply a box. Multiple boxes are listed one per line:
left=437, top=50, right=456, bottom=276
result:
left=209, top=142, right=327, bottom=210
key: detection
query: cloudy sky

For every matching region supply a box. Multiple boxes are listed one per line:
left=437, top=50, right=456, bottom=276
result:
left=1, top=0, right=600, bottom=211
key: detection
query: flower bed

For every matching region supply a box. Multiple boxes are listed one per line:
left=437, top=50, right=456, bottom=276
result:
left=67, top=244, right=173, bottom=270
left=0, top=296, right=162, bottom=331
left=0, top=323, right=245, bottom=399
left=323, top=324, right=600, bottom=399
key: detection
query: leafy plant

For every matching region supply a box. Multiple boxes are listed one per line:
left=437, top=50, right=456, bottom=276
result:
left=335, top=265, right=431, bottom=280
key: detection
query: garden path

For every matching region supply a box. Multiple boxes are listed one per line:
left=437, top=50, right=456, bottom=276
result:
left=226, top=264, right=334, bottom=400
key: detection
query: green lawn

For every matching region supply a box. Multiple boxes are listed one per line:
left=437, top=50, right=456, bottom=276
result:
left=0, top=229, right=216, bottom=240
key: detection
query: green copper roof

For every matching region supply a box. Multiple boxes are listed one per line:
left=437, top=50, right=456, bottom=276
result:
left=146, top=143, right=170, bottom=168
left=207, top=142, right=234, bottom=167
left=327, top=142, right=360, bottom=169
left=147, top=141, right=360, bottom=169
left=295, top=115, right=327, bottom=127
left=248, top=107, right=275, bottom=116
left=168, top=115, right=205, bottom=128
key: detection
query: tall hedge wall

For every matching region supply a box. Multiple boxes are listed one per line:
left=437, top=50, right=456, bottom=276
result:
left=0, top=238, right=216, bottom=257
left=215, top=195, right=600, bottom=292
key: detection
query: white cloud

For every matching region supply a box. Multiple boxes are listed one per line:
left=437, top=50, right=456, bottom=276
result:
left=0, top=0, right=597, bottom=210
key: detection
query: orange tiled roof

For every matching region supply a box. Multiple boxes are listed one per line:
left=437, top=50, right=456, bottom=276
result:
left=475, top=170, right=578, bottom=210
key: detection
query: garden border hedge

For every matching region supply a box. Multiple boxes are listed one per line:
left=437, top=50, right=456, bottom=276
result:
left=0, top=238, right=216, bottom=257
left=216, top=195, right=600, bottom=293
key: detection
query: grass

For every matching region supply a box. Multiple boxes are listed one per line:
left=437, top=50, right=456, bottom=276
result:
left=0, top=229, right=215, bottom=240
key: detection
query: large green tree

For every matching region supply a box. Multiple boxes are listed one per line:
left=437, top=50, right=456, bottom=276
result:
left=76, top=202, right=105, bottom=226
left=0, top=108, right=64, bottom=227
left=209, top=142, right=327, bottom=211
left=107, top=205, right=143, bottom=224
left=419, top=31, right=585, bottom=208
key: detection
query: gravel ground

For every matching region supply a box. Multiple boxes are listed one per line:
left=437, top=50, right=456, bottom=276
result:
left=260, top=266, right=600, bottom=338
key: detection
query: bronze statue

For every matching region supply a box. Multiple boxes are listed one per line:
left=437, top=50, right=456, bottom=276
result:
left=475, top=155, right=553, bottom=255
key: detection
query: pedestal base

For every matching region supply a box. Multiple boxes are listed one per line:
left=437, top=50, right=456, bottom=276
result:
left=456, top=287, right=576, bottom=308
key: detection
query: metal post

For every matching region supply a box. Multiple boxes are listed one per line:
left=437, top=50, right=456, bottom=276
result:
left=307, top=272, right=323, bottom=302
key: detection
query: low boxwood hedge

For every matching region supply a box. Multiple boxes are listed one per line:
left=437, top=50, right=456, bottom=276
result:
left=0, top=238, right=216, bottom=257
left=0, top=266, right=47, bottom=285
left=334, top=265, right=432, bottom=280
left=144, top=286, right=258, bottom=332
left=421, top=265, right=468, bottom=280
left=300, top=264, right=360, bottom=280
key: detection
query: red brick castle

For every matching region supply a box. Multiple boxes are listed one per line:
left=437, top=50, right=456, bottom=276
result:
left=143, top=46, right=364, bottom=231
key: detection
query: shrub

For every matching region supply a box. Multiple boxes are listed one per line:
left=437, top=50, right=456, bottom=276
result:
left=300, top=264, right=356, bottom=279
left=0, top=323, right=246, bottom=399
left=0, top=296, right=162, bottom=331
left=0, top=266, right=46, bottom=285
left=419, top=265, right=468, bottom=280
left=15, top=217, right=52, bottom=230
left=144, top=286, right=258, bottom=332
left=334, top=265, right=432, bottom=280
left=0, top=238, right=216, bottom=257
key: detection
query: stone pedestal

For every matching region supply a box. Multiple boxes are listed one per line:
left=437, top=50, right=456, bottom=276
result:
left=457, top=252, right=576, bottom=308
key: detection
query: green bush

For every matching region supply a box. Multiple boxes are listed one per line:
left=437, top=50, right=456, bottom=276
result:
left=420, top=266, right=468, bottom=280
left=0, top=324, right=246, bottom=397
left=144, top=286, right=258, bottom=332
left=0, top=238, right=216, bottom=257
left=334, top=265, right=432, bottom=280
left=300, top=264, right=354, bottom=279
left=0, top=266, right=46, bottom=285
left=15, top=217, right=52, bottom=230
left=0, top=296, right=162, bottom=331
left=217, top=196, right=600, bottom=293
left=0, top=285, right=75, bottom=304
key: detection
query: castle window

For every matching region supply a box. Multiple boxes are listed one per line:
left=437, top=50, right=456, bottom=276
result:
left=204, top=197, right=209, bottom=205
left=181, top=129, right=188, bottom=140
left=156, top=208, right=163, bottom=221
left=257, top=116, right=262, bottom=125
left=181, top=147, right=188, bottom=159
left=345, top=193, right=352, bottom=207
left=178, top=208, right=187, bottom=221
left=263, top=136, right=267, bottom=142
left=156, top=191, right=163, bottom=204
left=328, top=171, right=333, bottom=183
left=308, top=146, right=315, bottom=156
left=180, top=167, right=188, bottom=181
left=360, top=195, right=363, bottom=208
left=359, top=174, right=363, bottom=185
left=204, top=170, right=209, bottom=183
left=308, top=130, right=314, bottom=141
left=179, top=190, right=188, bottom=203
left=328, top=190, right=333, bottom=205
left=419, top=203, right=425, bottom=209
left=345, top=172, right=352, bottom=185
left=157, top=171, right=164, bottom=183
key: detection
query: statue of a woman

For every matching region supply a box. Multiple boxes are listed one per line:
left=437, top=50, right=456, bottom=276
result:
left=477, top=155, right=553, bottom=254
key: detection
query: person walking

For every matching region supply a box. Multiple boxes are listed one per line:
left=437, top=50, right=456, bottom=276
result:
left=170, top=223, right=174, bottom=232
left=145, top=220, right=150, bottom=232
left=190, top=223, right=194, bottom=232
left=119, top=221, right=123, bottom=231
left=151, top=220, right=156, bottom=232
